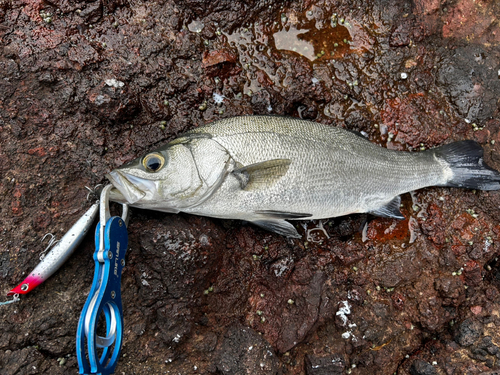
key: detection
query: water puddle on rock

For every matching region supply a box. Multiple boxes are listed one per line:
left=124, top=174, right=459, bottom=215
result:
left=273, top=11, right=352, bottom=61
left=225, top=24, right=276, bottom=96
left=187, top=20, right=205, bottom=33
left=222, top=7, right=373, bottom=97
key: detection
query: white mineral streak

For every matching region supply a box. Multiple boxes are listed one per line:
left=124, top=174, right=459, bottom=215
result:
left=105, top=78, right=125, bottom=88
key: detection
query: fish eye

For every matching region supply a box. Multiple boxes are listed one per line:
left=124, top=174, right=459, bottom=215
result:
left=142, top=153, right=165, bottom=172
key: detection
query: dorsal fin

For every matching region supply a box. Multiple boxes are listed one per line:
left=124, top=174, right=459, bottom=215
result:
left=167, top=132, right=212, bottom=147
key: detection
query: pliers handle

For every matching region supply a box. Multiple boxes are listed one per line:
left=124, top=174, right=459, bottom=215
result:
left=76, top=185, right=129, bottom=375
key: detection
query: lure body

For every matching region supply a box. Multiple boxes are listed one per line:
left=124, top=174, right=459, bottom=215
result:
left=7, top=203, right=99, bottom=296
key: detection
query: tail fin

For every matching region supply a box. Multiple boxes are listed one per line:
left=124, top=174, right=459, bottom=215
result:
left=433, top=140, right=500, bottom=190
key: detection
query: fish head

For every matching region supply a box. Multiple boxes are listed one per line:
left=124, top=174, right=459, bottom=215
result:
left=106, top=143, right=204, bottom=211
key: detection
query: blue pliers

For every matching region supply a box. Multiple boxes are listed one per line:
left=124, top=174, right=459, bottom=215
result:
left=76, top=185, right=129, bottom=375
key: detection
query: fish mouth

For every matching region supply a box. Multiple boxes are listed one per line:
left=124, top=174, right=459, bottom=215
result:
left=106, top=170, right=150, bottom=204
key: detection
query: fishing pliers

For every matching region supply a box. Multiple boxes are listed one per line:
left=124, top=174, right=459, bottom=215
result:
left=76, top=185, right=129, bottom=375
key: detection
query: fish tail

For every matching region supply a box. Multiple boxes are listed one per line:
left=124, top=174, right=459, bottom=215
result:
left=433, top=140, right=500, bottom=190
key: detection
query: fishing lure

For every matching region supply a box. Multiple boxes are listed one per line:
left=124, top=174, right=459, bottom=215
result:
left=7, top=202, right=99, bottom=296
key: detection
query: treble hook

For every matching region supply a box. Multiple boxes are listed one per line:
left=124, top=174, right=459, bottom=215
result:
left=85, top=184, right=104, bottom=201
left=40, top=233, right=60, bottom=260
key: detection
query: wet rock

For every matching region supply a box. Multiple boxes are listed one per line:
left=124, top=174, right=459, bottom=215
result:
left=0, top=58, right=19, bottom=77
left=87, top=82, right=139, bottom=122
left=409, top=359, right=437, bottom=375
left=192, top=331, right=218, bottom=352
left=2, top=0, right=500, bottom=374
left=332, top=216, right=364, bottom=239
left=329, top=238, right=365, bottom=265
left=455, top=318, right=483, bottom=347
left=464, top=260, right=484, bottom=287
left=390, top=18, right=425, bottom=47
left=304, top=353, right=346, bottom=375
left=442, top=0, right=500, bottom=44
left=250, top=88, right=287, bottom=114
left=434, top=276, right=465, bottom=306
left=0, top=346, right=45, bottom=375
left=175, top=0, right=277, bottom=31
left=436, top=46, right=500, bottom=122
left=370, top=247, right=423, bottom=288
left=250, top=270, right=326, bottom=353
left=37, top=72, right=56, bottom=85
left=215, top=323, right=279, bottom=374
left=31, top=211, right=52, bottom=231
left=296, top=103, right=318, bottom=120
left=382, top=94, right=456, bottom=148
left=67, top=39, right=101, bottom=70
left=202, top=49, right=241, bottom=79
left=75, top=1, right=103, bottom=24
left=418, top=295, right=447, bottom=331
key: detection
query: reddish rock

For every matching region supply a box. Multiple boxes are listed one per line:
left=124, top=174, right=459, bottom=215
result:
left=27, top=147, right=46, bottom=157
left=1, top=0, right=500, bottom=374
left=202, top=49, right=242, bottom=79
left=382, top=94, right=454, bottom=148
left=470, top=305, right=482, bottom=315
left=464, top=260, right=484, bottom=287
left=442, top=0, right=500, bottom=44
left=435, top=276, right=465, bottom=307
left=202, top=49, right=238, bottom=68
left=87, top=82, right=139, bottom=122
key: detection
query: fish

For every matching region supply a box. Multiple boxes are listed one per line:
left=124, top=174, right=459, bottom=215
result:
left=106, top=115, right=500, bottom=238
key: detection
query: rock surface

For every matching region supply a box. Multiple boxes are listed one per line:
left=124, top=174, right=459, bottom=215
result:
left=1, top=0, right=500, bottom=374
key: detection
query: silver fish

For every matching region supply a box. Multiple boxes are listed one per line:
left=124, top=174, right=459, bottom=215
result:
left=106, top=115, right=500, bottom=238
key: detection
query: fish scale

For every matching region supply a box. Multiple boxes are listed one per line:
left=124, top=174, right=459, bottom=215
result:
left=187, top=118, right=442, bottom=216
left=107, top=115, right=500, bottom=238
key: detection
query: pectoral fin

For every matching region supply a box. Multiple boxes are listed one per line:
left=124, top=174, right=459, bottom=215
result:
left=252, top=219, right=301, bottom=238
left=369, top=196, right=405, bottom=219
left=232, top=159, right=291, bottom=191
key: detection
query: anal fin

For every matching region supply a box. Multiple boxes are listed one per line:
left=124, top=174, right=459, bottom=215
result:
left=255, top=210, right=312, bottom=220
left=369, top=196, right=405, bottom=220
left=252, top=219, right=301, bottom=238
